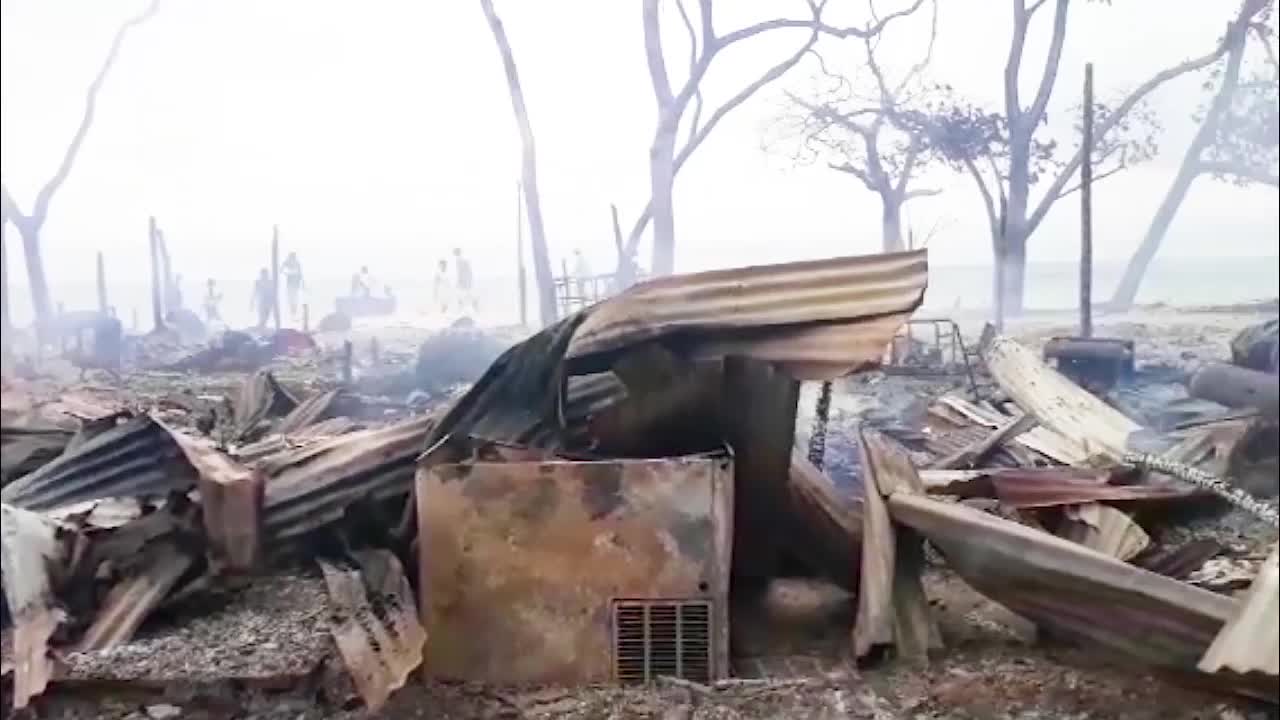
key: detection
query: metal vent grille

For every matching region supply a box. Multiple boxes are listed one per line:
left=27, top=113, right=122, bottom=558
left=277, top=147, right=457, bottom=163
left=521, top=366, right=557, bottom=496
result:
left=612, top=599, right=712, bottom=684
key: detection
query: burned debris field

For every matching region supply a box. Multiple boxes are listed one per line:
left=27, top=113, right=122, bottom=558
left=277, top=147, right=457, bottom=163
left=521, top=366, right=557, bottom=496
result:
left=2, top=252, right=1277, bottom=719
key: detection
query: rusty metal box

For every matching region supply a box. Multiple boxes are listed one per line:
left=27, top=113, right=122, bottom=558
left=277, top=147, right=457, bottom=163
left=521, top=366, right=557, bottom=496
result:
left=417, top=453, right=733, bottom=685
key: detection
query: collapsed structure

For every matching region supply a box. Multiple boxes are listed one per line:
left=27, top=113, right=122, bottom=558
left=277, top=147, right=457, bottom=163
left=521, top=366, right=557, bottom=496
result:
left=1, top=248, right=1277, bottom=716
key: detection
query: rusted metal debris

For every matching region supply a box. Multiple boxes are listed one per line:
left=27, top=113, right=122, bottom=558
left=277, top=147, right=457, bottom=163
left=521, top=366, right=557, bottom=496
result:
left=1199, top=544, right=1279, bottom=678
left=319, top=549, right=426, bottom=712
left=232, top=369, right=299, bottom=441
left=260, top=413, right=437, bottom=543
left=0, top=424, right=72, bottom=487
left=2, top=413, right=198, bottom=512
left=418, top=452, right=733, bottom=685
left=1, top=504, right=77, bottom=710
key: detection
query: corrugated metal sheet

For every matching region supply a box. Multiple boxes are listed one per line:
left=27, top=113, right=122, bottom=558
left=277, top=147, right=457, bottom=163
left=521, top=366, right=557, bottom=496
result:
left=887, top=492, right=1275, bottom=702
left=260, top=413, right=437, bottom=542
left=319, top=549, right=426, bottom=711
left=567, top=250, right=928, bottom=377
left=1, top=414, right=197, bottom=511
left=425, top=251, right=927, bottom=451
left=1199, top=544, right=1279, bottom=678
left=983, top=337, right=1141, bottom=462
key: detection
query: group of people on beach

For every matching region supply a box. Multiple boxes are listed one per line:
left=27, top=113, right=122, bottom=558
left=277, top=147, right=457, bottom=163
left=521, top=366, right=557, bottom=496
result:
left=200, top=248, right=478, bottom=329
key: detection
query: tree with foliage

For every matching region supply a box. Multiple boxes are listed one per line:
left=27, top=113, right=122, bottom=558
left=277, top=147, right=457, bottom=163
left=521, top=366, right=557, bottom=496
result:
left=768, top=0, right=940, bottom=252
left=1110, top=2, right=1277, bottom=309
left=620, top=0, right=927, bottom=276
left=910, top=0, right=1266, bottom=322
left=0, top=0, right=162, bottom=333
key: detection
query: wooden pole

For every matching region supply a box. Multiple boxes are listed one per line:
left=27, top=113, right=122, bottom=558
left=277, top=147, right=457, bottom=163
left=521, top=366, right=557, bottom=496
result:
left=156, top=226, right=172, bottom=313
left=148, top=217, right=165, bottom=331
left=96, top=251, right=108, bottom=313
left=342, top=340, right=353, bottom=385
left=1080, top=63, right=1094, bottom=338
left=516, top=181, right=528, bottom=327
left=271, top=225, right=281, bottom=331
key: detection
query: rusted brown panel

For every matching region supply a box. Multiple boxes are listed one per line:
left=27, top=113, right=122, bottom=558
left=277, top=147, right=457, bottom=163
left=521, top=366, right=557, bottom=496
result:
left=720, top=357, right=799, bottom=584
left=567, top=249, right=928, bottom=370
left=418, top=453, right=733, bottom=685
left=166, top=427, right=264, bottom=571
left=319, top=549, right=426, bottom=712
left=75, top=541, right=195, bottom=652
left=2, top=413, right=197, bottom=511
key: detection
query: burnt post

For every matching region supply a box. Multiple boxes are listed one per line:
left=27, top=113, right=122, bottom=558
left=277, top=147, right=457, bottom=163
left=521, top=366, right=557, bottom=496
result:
left=1080, top=63, right=1094, bottom=338
left=517, top=181, right=528, bottom=327
left=271, top=225, right=281, bottom=331
left=148, top=217, right=165, bottom=331
left=96, top=251, right=108, bottom=313
left=342, top=340, right=353, bottom=385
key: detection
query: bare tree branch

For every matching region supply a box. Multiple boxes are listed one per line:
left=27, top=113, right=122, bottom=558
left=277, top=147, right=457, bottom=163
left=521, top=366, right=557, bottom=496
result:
left=903, top=187, right=942, bottom=200
left=1026, top=6, right=1261, bottom=235
left=481, top=0, right=557, bottom=325
left=1026, top=0, right=1050, bottom=18
left=963, top=157, right=1001, bottom=237
left=1003, top=0, right=1030, bottom=123
left=16, top=0, right=162, bottom=228
left=1056, top=160, right=1129, bottom=198
left=830, top=161, right=878, bottom=188
left=643, top=0, right=676, bottom=106
left=1024, top=0, right=1070, bottom=131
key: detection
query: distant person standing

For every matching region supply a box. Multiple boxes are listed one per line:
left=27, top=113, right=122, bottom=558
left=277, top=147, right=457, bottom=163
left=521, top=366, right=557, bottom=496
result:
left=432, top=259, right=452, bottom=315
left=572, top=249, right=592, bottom=301
left=203, top=279, right=223, bottom=323
left=250, top=268, right=274, bottom=329
left=352, top=266, right=374, bottom=298
left=453, top=248, right=477, bottom=314
left=281, top=252, right=304, bottom=318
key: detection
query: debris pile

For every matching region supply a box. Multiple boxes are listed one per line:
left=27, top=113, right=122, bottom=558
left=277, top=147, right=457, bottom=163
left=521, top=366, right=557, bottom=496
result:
left=2, top=251, right=1277, bottom=718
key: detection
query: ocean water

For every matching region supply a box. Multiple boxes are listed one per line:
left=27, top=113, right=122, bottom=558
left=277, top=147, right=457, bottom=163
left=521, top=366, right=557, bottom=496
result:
left=5, top=255, right=1277, bottom=331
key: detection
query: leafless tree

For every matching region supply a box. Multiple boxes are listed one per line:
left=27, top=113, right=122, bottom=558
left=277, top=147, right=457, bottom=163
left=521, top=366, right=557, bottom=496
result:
left=480, top=0, right=558, bottom=326
left=0, top=0, right=162, bottom=333
left=1110, top=2, right=1278, bottom=309
left=770, top=0, right=939, bottom=252
left=922, top=0, right=1266, bottom=322
left=620, top=0, right=926, bottom=276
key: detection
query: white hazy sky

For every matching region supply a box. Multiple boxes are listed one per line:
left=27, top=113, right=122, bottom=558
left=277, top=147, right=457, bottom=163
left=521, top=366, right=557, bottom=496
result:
left=2, top=0, right=1277, bottom=322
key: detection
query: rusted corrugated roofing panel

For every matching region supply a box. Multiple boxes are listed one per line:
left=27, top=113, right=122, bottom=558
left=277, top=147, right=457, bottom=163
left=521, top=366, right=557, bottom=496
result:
left=426, top=251, right=927, bottom=450
left=567, top=250, right=928, bottom=373
left=261, top=414, right=436, bottom=541
left=319, top=549, right=425, bottom=711
left=1200, top=544, right=1280, bottom=678
left=1, top=414, right=196, bottom=511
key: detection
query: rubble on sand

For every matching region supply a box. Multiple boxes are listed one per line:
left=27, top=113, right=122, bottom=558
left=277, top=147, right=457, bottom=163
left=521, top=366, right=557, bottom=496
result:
left=2, top=255, right=1278, bottom=719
